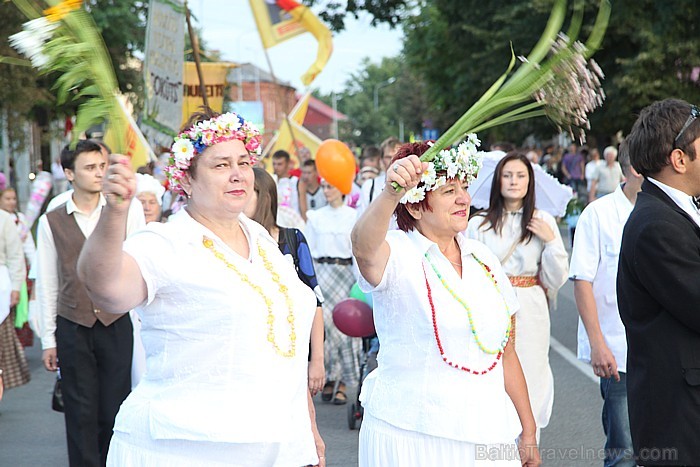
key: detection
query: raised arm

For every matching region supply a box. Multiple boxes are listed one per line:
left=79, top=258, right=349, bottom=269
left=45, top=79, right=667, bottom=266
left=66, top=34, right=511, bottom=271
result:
left=351, top=155, right=425, bottom=287
left=77, top=155, right=147, bottom=313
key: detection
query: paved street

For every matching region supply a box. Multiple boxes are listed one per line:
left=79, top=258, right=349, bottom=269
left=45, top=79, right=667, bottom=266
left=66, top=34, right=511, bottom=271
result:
left=0, top=280, right=608, bottom=467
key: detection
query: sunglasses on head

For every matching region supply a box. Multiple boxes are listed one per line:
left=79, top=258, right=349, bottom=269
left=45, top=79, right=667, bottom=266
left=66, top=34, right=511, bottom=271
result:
left=674, top=105, right=700, bottom=147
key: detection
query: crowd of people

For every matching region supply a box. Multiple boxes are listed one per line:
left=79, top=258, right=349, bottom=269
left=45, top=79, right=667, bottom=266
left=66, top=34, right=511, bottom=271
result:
left=0, top=97, right=698, bottom=467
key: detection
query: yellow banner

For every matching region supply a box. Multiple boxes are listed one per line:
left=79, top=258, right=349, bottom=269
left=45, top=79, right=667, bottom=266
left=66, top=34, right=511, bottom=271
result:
left=263, top=119, right=321, bottom=172
left=248, top=0, right=305, bottom=48
left=104, top=95, right=156, bottom=170
left=262, top=92, right=319, bottom=168
left=181, top=62, right=235, bottom=126
left=249, top=0, right=332, bottom=87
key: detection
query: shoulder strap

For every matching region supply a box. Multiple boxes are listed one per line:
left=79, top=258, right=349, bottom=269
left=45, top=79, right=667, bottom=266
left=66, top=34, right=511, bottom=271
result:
left=281, top=228, right=300, bottom=272
left=369, top=179, right=376, bottom=203
left=499, top=237, right=521, bottom=265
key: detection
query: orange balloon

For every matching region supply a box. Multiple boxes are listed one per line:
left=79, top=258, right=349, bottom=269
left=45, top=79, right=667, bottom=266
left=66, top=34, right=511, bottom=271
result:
left=315, top=139, right=356, bottom=195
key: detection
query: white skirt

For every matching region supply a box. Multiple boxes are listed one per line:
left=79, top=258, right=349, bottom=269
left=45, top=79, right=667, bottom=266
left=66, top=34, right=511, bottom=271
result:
left=107, top=404, right=318, bottom=467
left=359, top=413, right=521, bottom=467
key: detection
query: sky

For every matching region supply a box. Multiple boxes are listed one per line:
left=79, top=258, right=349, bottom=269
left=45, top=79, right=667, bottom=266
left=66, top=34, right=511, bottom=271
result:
left=191, top=0, right=404, bottom=93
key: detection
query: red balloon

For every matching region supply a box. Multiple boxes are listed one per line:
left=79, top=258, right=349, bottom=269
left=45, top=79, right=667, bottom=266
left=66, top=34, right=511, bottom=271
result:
left=332, top=299, right=375, bottom=338
left=315, top=139, right=356, bottom=195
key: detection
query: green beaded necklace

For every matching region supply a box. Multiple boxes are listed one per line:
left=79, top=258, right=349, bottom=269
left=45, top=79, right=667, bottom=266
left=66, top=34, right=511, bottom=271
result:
left=423, top=252, right=511, bottom=355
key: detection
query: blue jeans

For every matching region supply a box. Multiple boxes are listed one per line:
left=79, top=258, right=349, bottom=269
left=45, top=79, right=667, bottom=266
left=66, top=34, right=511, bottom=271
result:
left=600, top=372, right=635, bottom=467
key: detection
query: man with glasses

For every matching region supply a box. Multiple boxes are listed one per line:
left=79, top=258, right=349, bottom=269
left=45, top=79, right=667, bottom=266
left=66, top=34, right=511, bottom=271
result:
left=618, top=98, right=700, bottom=466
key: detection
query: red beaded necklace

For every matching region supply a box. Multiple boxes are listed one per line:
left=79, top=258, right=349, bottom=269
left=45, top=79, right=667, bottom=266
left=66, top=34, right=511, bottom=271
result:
left=422, top=263, right=506, bottom=375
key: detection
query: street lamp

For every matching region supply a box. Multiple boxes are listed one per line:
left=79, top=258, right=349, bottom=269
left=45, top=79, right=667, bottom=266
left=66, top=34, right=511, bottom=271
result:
left=373, top=77, right=396, bottom=110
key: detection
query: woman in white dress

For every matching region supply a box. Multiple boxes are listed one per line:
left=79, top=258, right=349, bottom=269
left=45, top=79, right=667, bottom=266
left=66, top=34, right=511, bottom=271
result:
left=305, top=180, right=359, bottom=405
left=352, top=139, right=540, bottom=466
left=77, top=110, right=325, bottom=467
left=466, top=151, right=569, bottom=439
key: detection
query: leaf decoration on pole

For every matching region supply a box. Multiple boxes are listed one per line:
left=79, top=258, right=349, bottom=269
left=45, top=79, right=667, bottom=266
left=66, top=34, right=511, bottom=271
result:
left=9, top=0, right=127, bottom=152
left=392, top=0, right=611, bottom=191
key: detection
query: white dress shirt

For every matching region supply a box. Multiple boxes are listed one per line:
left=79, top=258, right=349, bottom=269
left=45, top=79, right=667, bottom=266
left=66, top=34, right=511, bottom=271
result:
left=36, top=194, right=145, bottom=349
left=357, top=173, right=386, bottom=217
left=569, top=185, right=632, bottom=372
left=648, top=177, right=700, bottom=227
left=305, top=204, right=357, bottom=259
left=357, top=229, right=522, bottom=443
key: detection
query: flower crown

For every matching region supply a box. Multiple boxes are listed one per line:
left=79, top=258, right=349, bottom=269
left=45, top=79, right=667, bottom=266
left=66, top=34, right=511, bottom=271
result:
left=165, top=112, right=262, bottom=192
left=400, top=134, right=483, bottom=204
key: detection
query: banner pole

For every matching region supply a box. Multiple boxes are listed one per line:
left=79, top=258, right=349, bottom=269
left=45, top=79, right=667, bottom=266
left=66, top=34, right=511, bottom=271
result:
left=184, top=0, right=209, bottom=108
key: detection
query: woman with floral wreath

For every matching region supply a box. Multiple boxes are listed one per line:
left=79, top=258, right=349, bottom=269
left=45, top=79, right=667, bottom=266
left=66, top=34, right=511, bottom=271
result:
left=466, top=151, right=569, bottom=441
left=77, top=109, right=325, bottom=466
left=352, top=138, right=540, bottom=466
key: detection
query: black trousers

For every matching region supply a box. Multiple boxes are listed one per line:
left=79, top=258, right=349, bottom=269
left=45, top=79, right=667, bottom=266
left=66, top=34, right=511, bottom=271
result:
left=56, top=314, right=133, bottom=467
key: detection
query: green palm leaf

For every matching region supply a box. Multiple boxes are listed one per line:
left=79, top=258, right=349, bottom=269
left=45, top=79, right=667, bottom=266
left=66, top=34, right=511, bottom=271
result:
left=10, top=1, right=127, bottom=152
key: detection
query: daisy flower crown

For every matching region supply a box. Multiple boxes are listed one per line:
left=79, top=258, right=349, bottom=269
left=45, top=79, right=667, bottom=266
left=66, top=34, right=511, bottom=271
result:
left=400, top=133, right=483, bottom=204
left=166, top=112, right=262, bottom=193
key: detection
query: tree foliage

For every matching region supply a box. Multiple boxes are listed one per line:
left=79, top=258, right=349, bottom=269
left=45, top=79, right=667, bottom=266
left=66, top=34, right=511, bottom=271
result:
left=401, top=0, right=700, bottom=145
left=304, top=0, right=412, bottom=31
left=315, top=55, right=429, bottom=147
left=87, top=1, right=148, bottom=99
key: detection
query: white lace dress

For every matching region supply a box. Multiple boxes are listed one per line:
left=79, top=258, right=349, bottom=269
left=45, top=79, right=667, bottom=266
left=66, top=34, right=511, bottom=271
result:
left=466, top=210, right=569, bottom=430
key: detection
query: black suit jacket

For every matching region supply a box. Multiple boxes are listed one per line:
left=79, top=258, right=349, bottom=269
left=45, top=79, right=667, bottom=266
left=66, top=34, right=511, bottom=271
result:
left=618, top=180, right=700, bottom=466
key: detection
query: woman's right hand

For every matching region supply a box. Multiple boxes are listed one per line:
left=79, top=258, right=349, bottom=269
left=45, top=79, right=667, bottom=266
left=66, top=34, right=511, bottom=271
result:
left=384, top=155, right=428, bottom=199
left=103, top=154, right=136, bottom=212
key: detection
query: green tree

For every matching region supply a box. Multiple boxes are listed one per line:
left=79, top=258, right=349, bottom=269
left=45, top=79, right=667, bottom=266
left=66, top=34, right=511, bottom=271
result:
left=305, top=0, right=412, bottom=31
left=402, top=0, right=700, bottom=146
left=590, top=0, right=700, bottom=137
left=0, top=3, right=54, bottom=152
left=315, top=56, right=428, bottom=147
left=87, top=1, right=148, bottom=99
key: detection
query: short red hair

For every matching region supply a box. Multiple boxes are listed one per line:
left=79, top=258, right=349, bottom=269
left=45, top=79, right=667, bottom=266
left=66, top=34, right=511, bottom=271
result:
left=392, top=141, right=435, bottom=232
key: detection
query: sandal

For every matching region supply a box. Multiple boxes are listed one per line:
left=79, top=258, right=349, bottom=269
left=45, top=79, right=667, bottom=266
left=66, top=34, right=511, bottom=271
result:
left=321, top=381, right=334, bottom=402
left=332, top=390, right=347, bottom=405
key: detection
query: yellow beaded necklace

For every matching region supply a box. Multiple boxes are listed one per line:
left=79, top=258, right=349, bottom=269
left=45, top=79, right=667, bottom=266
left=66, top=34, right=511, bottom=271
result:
left=202, top=236, right=296, bottom=358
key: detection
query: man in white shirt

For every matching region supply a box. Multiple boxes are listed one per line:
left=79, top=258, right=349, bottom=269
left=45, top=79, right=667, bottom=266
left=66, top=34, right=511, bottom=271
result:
left=570, top=141, right=641, bottom=467
left=617, top=98, right=700, bottom=466
left=357, top=136, right=401, bottom=216
left=301, top=159, right=327, bottom=215
left=36, top=140, right=145, bottom=466
left=272, top=149, right=301, bottom=214
left=589, top=146, right=624, bottom=201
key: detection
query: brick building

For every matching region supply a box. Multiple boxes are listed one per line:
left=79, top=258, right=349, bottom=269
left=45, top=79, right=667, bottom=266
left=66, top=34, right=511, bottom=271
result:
left=227, top=63, right=347, bottom=146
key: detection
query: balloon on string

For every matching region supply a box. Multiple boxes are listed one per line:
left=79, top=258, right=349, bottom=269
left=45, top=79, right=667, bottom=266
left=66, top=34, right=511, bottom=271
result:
left=349, top=283, right=373, bottom=307
left=332, top=299, right=375, bottom=338
left=315, top=139, right=355, bottom=195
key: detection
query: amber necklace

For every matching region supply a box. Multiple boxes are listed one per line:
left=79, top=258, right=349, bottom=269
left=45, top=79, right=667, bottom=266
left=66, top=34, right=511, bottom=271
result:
left=203, top=236, right=296, bottom=358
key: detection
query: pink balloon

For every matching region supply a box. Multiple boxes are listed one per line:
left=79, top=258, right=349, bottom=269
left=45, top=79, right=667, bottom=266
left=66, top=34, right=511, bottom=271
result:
left=332, top=299, right=375, bottom=338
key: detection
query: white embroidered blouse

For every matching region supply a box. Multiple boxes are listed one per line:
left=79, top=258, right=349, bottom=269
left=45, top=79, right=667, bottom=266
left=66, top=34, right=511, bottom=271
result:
left=357, top=229, right=523, bottom=443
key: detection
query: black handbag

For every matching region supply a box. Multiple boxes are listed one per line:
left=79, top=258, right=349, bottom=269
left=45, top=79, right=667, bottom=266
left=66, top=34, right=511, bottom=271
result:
left=52, top=369, right=64, bottom=413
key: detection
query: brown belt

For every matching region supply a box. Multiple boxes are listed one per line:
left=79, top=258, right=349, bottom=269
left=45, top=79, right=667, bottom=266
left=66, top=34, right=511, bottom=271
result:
left=508, top=275, right=540, bottom=288
left=316, top=257, right=353, bottom=266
